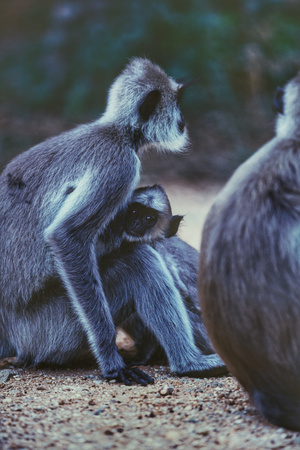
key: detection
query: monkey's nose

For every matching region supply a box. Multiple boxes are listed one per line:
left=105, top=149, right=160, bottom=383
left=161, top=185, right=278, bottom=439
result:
left=178, top=114, right=185, bottom=133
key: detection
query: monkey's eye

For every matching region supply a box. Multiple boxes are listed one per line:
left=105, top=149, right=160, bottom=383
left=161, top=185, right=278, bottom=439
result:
left=143, top=214, right=157, bottom=225
left=126, top=202, right=142, bottom=219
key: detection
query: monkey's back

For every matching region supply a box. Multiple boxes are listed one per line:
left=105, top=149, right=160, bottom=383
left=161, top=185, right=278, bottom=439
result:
left=0, top=122, right=139, bottom=304
left=199, top=135, right=300, bottom=430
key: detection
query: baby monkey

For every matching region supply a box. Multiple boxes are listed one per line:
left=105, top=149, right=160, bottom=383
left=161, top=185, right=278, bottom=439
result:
left=98, top=185, right=226, bottom=374
left=124, top=185, right=183, bottom=242
left=97, top=184, right=182, bottom=254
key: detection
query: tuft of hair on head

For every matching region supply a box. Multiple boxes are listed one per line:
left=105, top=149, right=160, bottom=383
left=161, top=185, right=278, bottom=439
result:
left=102, top=57, right=190, bottom=154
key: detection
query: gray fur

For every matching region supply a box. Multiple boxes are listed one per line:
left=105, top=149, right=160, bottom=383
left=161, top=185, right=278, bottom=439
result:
left=0, top=58, right=190, bottom=384
left=199, top=71, right=300, bottom=430
left=101, top=185, right=227, bottom=376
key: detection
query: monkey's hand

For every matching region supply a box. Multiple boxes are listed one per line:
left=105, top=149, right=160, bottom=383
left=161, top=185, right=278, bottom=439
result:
left=174, top=354, right=228, bottom=379
left=106, top=367, right=154, bottom=386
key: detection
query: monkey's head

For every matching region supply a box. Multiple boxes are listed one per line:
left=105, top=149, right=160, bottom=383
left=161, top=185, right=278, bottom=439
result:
left=103, top=58, right=190, bottom=153
left=274, top=71, right=300, bottom=138
left=123, top=184, right=183, bottom=243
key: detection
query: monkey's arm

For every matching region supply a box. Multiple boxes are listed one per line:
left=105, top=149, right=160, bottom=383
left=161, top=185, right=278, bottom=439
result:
left=44, top=168, right=153, bottom=385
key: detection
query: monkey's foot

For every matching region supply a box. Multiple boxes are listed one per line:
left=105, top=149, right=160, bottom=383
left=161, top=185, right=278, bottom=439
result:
left=126, top=359, right=148, bottom=367
left=106, top=367, right=154, bottom=386
left=174, top=354, right=228, bottom=379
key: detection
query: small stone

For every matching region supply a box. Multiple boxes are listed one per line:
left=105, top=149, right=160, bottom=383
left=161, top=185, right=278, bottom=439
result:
left=184, top=405, right=193, bottom=411
left=13, top=406, right=23, bottom=412
left=0, top=369, right=15, bottom=383
left=192, top=440, right=203, bottom=447
left=104, top=429, right=114, bottom=436
left=196, top=427, right=210, bottom=436
left=165, top=430, right=181, bottom=441
left=186, top=418, right=199, bottom=424
left=34, top=407, right=45, bottom=412
left=159, top=384, right=174, bottom=396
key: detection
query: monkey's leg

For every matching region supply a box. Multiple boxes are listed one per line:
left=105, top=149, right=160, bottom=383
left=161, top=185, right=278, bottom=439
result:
left=9, top=300, right=90, bottom=366
left=109, top=244, right=227, bottom=377
left=168, top=264, right=218, bottom=356
left=44, top=179, right=153, bottom=386
left=100, top=258, right=160, bottom=365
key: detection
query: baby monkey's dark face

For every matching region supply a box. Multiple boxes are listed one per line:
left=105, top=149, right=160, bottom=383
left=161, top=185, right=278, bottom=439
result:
left=124, top=202, right=158, bottom=237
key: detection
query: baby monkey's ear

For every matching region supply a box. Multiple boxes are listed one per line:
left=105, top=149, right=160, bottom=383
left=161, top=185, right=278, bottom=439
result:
left=165, top=215, right=184, bottom=238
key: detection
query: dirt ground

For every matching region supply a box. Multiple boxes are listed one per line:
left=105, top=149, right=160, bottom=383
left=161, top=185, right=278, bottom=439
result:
left=1, top=180, right=300, bottom=450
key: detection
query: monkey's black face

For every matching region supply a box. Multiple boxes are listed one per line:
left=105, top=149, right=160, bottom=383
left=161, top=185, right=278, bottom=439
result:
left=124, top=203, right=158, bottom=237
left=273, top=86, right=285, bottom=114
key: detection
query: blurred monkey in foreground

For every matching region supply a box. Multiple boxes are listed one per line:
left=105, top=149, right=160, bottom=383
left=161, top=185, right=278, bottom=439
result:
left=199, top=72, right=300, bottom=430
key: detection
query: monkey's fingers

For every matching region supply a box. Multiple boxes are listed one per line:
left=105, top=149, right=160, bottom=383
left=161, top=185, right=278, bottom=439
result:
left=126, top=367, right=154, bottom=385
left=105, top=369, right=132, bottom=386
left=105, top=367, right=154, bottom=386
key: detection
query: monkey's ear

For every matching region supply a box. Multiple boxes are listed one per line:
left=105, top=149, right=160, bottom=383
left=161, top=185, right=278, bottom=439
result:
left=139, top=90, right=161, bottom=122
left=165, top=215, right=183, bottom=238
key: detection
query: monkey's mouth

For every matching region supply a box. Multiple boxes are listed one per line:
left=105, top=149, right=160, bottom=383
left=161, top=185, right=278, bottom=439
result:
left=125, top=228, right=145, bottom=238
left=129, top=231, right=140, bottom=237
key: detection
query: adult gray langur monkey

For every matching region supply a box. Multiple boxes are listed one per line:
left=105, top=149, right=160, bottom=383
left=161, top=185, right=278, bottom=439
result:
left=98, top=184, right=226, bottom=374
left=199, top=71, right=300, bottom=430
left=0, top=57, right=219, bottom=385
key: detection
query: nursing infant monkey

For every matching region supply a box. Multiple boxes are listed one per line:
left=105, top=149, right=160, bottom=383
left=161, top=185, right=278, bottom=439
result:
left=0, top=58, right=224, bottom=385
left=199, top=72, right=300, bottom=430
left=99, top=184, right=220, bottom=365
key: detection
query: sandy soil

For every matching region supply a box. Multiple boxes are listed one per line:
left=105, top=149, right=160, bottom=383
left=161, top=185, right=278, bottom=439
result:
left=1, top=180, right=300, bottom=449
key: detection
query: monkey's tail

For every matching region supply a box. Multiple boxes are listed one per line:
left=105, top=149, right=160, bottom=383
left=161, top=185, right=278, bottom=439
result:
left=252, top=388, right=300, bottom=431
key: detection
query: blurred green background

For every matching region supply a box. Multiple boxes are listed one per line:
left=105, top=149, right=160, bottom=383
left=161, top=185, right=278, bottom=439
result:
left=0, top=0, right=299, bottom=179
